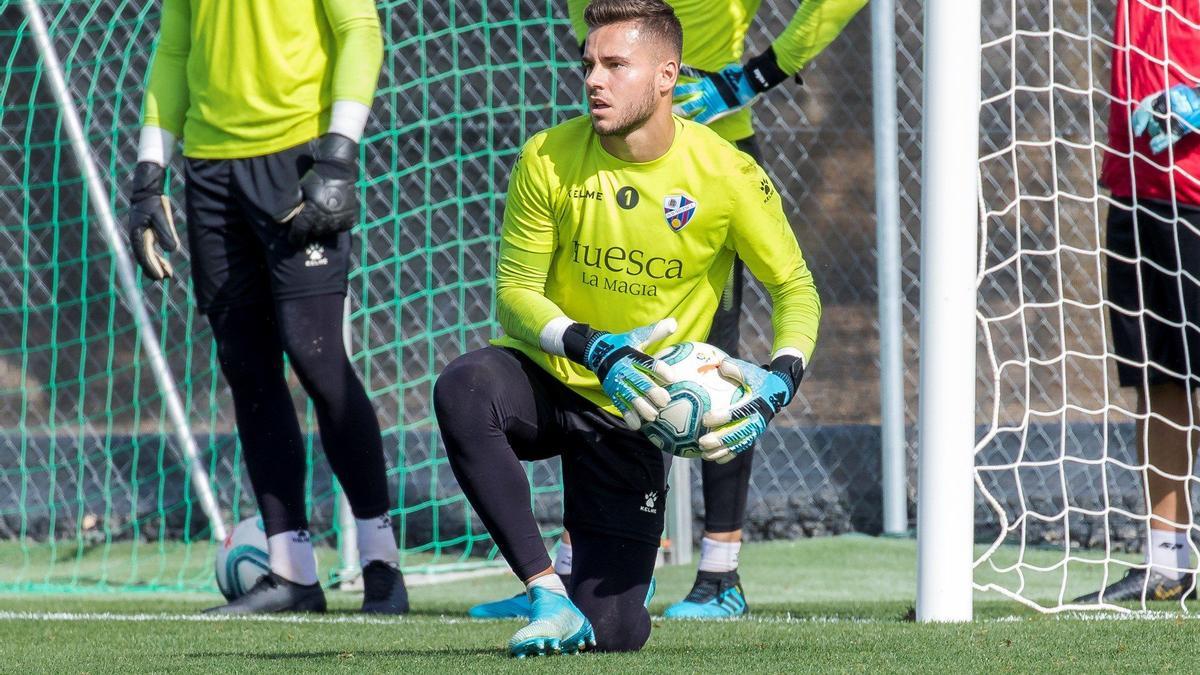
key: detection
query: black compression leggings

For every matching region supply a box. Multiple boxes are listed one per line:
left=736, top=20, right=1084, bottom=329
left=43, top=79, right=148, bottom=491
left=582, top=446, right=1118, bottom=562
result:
left=570, top=529, right=656, bottom=652
left=434, top=348, right=657, bottom=652
left=208, top=293, right=388, bottom=536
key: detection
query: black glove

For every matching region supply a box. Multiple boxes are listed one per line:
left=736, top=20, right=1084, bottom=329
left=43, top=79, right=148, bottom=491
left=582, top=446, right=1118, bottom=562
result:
left=126, top=161, right=179, bottom=281
left=287, top=133, right=360, bottom=246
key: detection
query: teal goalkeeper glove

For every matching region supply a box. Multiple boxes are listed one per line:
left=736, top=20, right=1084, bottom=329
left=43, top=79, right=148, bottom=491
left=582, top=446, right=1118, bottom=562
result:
left=672, top=48, right=792, bottom=125
left=1133, top=84, right=1200, bottom=154
left=699, top=354, right=805, bottom=463
left=563, top=319, right=678, bottom=430
left=125, top=161, right=180, bottom=282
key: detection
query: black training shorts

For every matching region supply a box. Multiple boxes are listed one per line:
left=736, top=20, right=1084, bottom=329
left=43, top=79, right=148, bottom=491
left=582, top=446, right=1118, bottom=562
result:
left=491, top=347, right=668, bottom=545
left=1107, top=196, right=1200, bottom=387
left=183, top=141, right=352, bottom=313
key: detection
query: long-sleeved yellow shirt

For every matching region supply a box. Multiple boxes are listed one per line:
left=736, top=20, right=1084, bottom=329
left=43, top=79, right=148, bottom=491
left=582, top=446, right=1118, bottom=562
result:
left=493, top=115, right=821, bottom=413
left=141, top=0, right=383, bottom=159
left=568, top=0, right=868, bottom=141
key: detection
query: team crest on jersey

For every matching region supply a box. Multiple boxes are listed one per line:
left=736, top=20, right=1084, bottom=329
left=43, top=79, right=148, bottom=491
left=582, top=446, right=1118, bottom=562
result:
left=663, top=193, right=697, bottom=231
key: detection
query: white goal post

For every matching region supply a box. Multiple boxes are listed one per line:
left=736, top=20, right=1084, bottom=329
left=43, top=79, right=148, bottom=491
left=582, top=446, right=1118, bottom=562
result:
left=920, top=0, right=1200, bottom=620
left=915, top=0, right=981, bottom=623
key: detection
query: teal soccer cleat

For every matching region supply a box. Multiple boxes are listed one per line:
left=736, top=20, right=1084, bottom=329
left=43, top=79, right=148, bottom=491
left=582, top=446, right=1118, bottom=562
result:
left=469, top=574, right=572, bottom=619
left=663, top=570, right=748, bottom=619
left=469, top=592, right=532, bottom=619
left=507, top=587, right=596, bottom=658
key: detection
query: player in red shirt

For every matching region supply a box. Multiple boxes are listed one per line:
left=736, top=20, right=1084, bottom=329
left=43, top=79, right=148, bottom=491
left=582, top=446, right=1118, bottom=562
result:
left=1078, top=0, right=1200, bottom=603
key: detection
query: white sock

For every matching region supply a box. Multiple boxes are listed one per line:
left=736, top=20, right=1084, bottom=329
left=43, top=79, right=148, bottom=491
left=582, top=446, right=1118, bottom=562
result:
left=697, top=537, right=741, bottom=573
left=356, top=515, right=399, bottom=567
left=1148, top=529, right=1191, bottom=581
left=267, top=529, right=319, bottom=585
left=526, top=573, right=568, bottom=598
left=553, top=542, right=573, bottom=576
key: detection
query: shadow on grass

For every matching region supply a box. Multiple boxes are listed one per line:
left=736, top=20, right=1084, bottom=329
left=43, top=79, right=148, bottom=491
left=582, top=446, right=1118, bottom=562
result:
left=319, top=607, right=518, bottom=620
left=188, top=647, right=501, bottom=660
left=187, top=644, right=761, bottom=661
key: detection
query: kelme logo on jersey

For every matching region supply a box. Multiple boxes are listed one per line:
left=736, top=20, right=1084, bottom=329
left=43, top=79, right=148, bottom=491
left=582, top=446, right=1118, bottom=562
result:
left=663, top=193, right=698, bottom=231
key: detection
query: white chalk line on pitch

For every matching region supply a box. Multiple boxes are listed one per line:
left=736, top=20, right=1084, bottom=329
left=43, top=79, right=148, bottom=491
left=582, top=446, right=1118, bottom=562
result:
left=0, top=611, right=886, bottom=626
left=1, top=610, right=1197, bottom=626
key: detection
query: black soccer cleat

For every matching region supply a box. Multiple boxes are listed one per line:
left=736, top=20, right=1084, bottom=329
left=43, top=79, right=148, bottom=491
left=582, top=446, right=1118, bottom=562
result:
left=1073, top=568, right=1196, bottom=604
left=361, top=560, right=410, bottom=614
left=204, top=571, right=327, bottom=614
left=663, top=570, right=749, bottom=619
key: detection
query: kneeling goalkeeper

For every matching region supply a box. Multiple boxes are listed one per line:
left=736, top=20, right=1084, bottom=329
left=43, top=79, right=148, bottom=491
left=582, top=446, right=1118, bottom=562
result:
left=433, top=0, right=820, bottom=656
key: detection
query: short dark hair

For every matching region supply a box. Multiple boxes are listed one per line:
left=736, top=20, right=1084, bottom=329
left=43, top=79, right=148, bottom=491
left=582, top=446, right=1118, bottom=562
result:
left=583, top=0, right=683, bottom=60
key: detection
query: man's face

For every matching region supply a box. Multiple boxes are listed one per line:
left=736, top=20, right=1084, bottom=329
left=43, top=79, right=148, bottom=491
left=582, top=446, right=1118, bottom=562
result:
left=583, top=21, right=675, bottom=137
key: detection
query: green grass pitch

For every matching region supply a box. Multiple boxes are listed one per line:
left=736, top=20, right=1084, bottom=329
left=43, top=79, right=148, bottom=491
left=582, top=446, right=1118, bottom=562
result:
left=2, top=536, right=1197, bottom=672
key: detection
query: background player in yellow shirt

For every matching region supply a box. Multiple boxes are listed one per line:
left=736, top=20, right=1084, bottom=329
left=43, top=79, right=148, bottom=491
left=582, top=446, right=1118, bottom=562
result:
left=434, top=0, right=819, bottom=656
left=469, top=0, right=862, bottom=623
left=126, top=0, right=407, bottom=614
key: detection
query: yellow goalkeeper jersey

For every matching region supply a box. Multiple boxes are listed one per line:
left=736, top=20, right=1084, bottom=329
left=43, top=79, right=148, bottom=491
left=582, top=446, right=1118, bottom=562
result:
left=141, top=0, right=383, bottom=159
left=493, top=115, right=821, bottom=412
left=567, top=0, right=867, bottom=142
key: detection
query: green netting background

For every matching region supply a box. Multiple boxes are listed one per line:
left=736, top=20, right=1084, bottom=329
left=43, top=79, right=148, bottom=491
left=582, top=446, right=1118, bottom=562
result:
left=0, top=0, right=932, bottom=596
left=0, top=0, right=578, bottom=592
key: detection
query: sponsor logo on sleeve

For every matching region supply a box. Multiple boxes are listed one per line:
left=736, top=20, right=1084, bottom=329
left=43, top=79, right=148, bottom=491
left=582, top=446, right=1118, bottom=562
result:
left=760, top=177, right=775, bottom=202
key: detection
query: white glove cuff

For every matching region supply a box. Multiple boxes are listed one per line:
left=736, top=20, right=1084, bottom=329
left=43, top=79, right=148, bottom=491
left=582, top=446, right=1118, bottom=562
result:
left=539, top=316, right=575, bottom=357
left=327, top=100, right=371, bottom=143
left=771, top=346, right=807, bottom=370
left=136, top=126, right=176, bottom=167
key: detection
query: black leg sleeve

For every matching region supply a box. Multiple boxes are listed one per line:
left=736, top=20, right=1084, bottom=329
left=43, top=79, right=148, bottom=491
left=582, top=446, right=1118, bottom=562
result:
left=208, top=303, right=308, bottom=536
left=701, top=448, right=754, bottom=533
left=569, top=528, right=657, bottom=653
left=274, top=293, right=390, bottom=520
left=433, top=347, right=555, bottom=581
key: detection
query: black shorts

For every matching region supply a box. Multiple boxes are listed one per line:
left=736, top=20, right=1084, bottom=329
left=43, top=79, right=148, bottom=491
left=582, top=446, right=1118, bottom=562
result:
left=1107, top=197, right=1200, bottom=387
left=183, top=141, right=352, bottom=314
left=489, top=347, right=668, bottom=545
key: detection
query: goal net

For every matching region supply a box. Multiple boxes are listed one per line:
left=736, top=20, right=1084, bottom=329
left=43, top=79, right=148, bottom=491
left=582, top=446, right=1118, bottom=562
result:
left=974, top=0, right=1200, bottom=611
left=0, top=0, right=578, bottom=592
left=3, top=0, right=904, bottom=595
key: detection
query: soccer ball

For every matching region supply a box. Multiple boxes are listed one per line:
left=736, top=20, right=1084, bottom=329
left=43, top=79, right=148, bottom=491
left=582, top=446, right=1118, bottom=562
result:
left=214, top=516, right=270, bottom=600
left=643, top=341, right=749, bottom=458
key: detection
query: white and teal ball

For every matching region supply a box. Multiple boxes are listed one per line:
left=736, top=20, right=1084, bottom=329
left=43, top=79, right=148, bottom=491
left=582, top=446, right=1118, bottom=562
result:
left=214, top=516, right=270, bottom=600
left=643, top=341, right=749, bottom=458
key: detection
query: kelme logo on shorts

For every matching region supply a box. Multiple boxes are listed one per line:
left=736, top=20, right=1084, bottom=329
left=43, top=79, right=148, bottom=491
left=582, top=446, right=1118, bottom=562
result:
left=641, top=491, right=659, bottom=514
left=663, top=193, right=697, bottom=231
left=305, top=243, right=329, bottom=268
